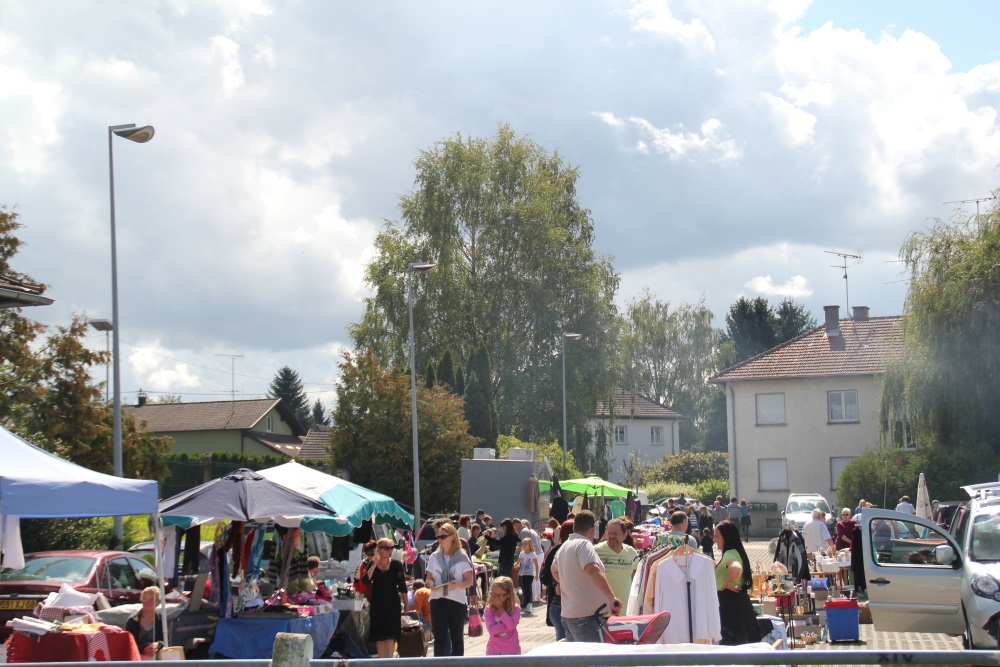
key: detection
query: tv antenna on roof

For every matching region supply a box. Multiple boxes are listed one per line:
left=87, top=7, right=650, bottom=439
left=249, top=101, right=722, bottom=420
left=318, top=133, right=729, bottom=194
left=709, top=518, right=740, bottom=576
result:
left=215, top=353, right=244, bottom=401
left=945, top=196, right=995, bottom=221
left=825, top=250, right=862, bottom=314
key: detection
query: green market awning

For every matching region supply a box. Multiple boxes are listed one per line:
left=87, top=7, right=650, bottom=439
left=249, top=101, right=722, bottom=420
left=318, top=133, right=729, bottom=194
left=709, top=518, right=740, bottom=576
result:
left=538, top=475, right=632, bottom=498
left=258, top=460, right=415, bottom=534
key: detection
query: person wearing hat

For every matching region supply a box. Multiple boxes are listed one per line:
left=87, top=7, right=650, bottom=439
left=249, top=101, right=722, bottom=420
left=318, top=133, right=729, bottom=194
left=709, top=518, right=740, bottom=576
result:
left=475, top=510, right=488, bottom=531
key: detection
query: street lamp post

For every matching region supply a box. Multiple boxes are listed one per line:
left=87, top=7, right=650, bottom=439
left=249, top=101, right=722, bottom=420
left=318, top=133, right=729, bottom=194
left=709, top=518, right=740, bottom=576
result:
left=561, top=333, right=582, bottom=472
left=89, top=319, right=113, bottom=404
left=408, top=261, right=437, bottom=532
left=108, top=123, right=155, bottom=547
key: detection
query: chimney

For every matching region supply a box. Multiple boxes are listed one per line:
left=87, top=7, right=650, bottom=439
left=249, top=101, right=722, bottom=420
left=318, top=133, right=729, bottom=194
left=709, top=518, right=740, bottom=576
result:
left=852, top=306, right=870, bottom=321
left=137, top=389, right=147, bottom=407
left=824, top=305, right=841, bottom=337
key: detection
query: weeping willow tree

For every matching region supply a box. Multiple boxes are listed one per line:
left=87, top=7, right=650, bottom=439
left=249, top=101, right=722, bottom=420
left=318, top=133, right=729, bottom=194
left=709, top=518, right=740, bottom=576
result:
left=879, top=189, right=1000, bottom=484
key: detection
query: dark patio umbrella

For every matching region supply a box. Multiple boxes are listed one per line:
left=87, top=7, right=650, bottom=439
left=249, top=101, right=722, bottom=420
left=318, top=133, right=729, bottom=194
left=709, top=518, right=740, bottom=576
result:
left=159, top=468, right=340, bottom=532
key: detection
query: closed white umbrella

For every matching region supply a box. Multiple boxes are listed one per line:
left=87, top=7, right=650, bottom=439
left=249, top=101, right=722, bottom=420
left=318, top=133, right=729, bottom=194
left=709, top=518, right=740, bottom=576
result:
left=916, top=472, right=933, bottom=521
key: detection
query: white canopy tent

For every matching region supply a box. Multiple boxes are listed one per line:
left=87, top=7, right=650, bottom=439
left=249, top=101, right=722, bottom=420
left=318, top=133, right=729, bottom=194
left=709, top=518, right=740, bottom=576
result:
left=0, top=425, right=166, bottom=641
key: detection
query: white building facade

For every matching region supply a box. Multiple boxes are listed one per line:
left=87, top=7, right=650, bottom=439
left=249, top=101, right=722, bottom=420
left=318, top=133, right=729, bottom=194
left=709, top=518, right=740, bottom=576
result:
left=591, top=388, right=685, bottom=485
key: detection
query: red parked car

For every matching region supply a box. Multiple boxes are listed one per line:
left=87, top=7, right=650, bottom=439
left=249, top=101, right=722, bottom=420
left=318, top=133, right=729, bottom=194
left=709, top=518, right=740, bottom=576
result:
left=0, top=550, right=153, bottom=639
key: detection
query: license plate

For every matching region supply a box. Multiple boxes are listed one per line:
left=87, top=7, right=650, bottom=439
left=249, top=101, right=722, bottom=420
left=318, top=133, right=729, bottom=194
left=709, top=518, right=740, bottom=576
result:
left=0, top=599, right=36, bottom=610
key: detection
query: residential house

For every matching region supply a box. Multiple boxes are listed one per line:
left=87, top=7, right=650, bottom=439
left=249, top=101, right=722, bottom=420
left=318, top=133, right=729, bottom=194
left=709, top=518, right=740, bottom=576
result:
left=709, top=305, right=903, bottom=531
left=124, top=397, right=305, bottom=458
left=592, top=388, right=685, bottom=484
left=0, top=273, right=53, bottom=309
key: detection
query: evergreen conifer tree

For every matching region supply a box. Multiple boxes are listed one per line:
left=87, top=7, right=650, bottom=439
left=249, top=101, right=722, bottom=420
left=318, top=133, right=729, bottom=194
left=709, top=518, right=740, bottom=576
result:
left=454, top=367, right=465, bottom=396
left=267, top=366, right=311, bottom=429
left=310, top=399, right=328, bottom=427
left=437, top=350, right=456, bottom=392
left=463, top=372, right=492, bottom=447
left=425, top=361, right=437, bottom=389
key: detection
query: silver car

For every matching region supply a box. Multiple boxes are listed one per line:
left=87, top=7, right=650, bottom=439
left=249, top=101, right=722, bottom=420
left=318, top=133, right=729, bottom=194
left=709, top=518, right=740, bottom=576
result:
left=861, top=481, right=1000, bottom=649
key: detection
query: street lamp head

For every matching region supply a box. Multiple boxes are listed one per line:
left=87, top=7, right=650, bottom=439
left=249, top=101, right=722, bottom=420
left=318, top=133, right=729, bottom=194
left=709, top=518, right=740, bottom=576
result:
left=564, top=332, right=583, bottom=341
left=90, top=318, right=113, bottom=332
left=409, top=261, right=437, bottom=273
left=113, top=125, right=155, bottom=143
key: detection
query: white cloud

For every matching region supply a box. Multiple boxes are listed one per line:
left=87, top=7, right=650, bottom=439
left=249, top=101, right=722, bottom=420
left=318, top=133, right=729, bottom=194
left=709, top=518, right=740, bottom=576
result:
left=628, top=0, right=716, bottom=52
left=626, top=116, right=741, bottom=162
left=209, top=35, right=244, bottom=97
left=744, top=274, right=812, bottom=298
left=130, top=344, right=203, bottom=391
left=761, top=93, right=816, bottom=146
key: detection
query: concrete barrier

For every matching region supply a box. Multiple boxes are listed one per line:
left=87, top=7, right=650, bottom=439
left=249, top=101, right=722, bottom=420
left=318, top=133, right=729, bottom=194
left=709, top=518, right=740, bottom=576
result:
left=271, top=632, right=313, bottom=667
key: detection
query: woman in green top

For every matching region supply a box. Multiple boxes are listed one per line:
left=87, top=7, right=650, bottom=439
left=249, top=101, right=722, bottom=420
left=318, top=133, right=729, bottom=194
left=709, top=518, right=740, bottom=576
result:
left=713, top=521, right=761, bottom=645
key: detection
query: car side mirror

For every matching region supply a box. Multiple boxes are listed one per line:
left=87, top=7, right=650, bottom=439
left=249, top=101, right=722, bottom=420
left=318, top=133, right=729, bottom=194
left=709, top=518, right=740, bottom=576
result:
left=934, top=544, right=957, bottom=567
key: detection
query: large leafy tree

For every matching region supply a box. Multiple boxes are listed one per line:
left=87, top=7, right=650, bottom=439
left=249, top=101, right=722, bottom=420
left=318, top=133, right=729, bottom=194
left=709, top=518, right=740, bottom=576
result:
left=349, top=124, right=619, bottom=470
left=2, top=207, right=170, bottom=549
left=880, top=191, right=1000, bottom=470
left=331, top=350, right=476, bottom=513
left=619, top=289, right=723, bottom=448
left=267, top=366, right=311, bottom=429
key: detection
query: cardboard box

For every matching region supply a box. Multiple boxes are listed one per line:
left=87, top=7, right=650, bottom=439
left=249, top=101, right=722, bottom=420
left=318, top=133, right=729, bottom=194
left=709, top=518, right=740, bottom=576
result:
left=858, top=602, right=873, bottom=624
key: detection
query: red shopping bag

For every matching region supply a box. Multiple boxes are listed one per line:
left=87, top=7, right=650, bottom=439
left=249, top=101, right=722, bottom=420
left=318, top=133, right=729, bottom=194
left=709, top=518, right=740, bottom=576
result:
left=468, top=605, right=483, bottom=637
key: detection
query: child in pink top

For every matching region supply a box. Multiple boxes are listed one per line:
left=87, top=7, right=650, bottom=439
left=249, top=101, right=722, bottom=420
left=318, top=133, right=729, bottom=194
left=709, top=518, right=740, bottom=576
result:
left=484, top=576, right=521, bottom=655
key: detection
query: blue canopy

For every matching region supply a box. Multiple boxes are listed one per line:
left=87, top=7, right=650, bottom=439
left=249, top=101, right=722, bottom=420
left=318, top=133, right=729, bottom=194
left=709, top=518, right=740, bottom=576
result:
left=0, top=424, right=158, bottom=518
left=258, top=461, right=414, bottom=533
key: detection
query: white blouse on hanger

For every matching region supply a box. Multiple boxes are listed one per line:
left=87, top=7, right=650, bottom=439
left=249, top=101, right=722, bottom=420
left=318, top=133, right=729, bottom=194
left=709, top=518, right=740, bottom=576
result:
left=652, top=552, right=721, bottom=644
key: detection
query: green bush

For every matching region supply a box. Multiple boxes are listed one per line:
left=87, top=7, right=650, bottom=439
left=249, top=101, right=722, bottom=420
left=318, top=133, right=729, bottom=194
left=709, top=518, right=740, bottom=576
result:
left=646, top=451, right=729, bottom=486
left=641, top=481, right=696, bottom=502
left=693, top=478, right=731, bottom=505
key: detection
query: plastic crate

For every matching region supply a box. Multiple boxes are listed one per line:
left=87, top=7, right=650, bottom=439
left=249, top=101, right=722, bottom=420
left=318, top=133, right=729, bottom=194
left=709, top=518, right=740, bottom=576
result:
left=824, top=598, right=859, bottom=642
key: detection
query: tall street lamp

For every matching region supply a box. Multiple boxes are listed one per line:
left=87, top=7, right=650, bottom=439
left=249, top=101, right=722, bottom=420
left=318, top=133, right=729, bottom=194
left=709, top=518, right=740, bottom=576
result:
left=408, top=261, right=437, bottom=531
left=562, top=332, right=582, bottom=471
left=108, top=123, right=155, bottom=547
left=89, top=319, right=113, bottom=404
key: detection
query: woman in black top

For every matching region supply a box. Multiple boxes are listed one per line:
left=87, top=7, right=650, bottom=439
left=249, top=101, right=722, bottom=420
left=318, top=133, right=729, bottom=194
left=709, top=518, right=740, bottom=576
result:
left=485, top=519, right=520, bottom=578
left=363, top=537, right=409, bottom=658
left=125, top=586, right=165, bottom=659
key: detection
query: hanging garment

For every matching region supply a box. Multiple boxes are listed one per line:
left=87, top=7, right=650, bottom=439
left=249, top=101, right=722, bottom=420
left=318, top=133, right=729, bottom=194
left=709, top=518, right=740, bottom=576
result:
left=652, top=551, right=720, bottom=644
left=0, top=515, right=24, bottom=570
left=182, top=526, right=201, bottom=576
left=773, top=528, right=810, bottom=580
left=526, top=475, right=539, bottom=513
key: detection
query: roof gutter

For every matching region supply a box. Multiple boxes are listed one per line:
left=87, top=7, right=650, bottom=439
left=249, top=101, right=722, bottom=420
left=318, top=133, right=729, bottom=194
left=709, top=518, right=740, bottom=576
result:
left=0, top=287, right=54, bottom=308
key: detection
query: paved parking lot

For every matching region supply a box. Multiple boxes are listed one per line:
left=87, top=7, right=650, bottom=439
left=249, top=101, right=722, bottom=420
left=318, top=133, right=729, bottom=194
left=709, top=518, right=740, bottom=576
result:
left=461, top=537, right=963, bottom=656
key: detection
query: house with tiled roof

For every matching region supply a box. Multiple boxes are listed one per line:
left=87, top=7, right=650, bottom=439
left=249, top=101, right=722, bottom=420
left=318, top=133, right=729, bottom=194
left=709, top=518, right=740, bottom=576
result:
left=0, top=273, right=53, bottom=309
left=297, top=424, right=331, bottom=461
left=591, top=388, right=686, bottom=484
left=709, top=305, right=904, bottom=531
left=124, top=397, right=306, bottom=458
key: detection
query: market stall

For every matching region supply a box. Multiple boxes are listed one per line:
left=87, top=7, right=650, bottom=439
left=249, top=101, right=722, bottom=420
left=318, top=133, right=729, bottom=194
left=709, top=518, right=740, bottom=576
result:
left=0, top=425, right=163, bottom=662
left=158, top=469, right=347, bottom=659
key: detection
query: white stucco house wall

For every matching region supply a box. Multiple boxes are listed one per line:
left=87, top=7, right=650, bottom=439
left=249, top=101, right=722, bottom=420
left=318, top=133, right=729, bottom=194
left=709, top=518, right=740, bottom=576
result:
left=591, top=388, right=685, bottom=484
left=709, top=305, right=904, bottom=532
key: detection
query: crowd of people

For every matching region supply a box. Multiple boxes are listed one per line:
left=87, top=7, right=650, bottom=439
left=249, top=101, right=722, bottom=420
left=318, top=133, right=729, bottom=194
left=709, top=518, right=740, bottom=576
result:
left=349, top=496, right=765, bottom=656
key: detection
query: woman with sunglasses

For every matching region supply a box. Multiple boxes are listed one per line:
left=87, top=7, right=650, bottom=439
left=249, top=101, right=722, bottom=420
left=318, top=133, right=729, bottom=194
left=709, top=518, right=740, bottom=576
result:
left=362, top=537, right=408, bottom=658
left=425, top=522, right=475, bottom=656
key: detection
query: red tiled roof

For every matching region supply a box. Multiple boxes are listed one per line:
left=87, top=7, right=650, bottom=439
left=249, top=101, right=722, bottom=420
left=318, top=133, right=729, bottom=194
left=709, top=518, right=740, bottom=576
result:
left=594, top=388, right=686, bottom=420
left=297, top=425, right=331, bottom=461
left=0, top=272, right=52, bottom=308
left=710, top=316, right=903, bottom=383
left=124, top=398, right=305, bottom=435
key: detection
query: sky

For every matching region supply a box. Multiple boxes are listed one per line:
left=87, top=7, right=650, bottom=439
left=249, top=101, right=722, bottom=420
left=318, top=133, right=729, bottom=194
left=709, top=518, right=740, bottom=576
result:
left=2, top=0, right=999, bottom=413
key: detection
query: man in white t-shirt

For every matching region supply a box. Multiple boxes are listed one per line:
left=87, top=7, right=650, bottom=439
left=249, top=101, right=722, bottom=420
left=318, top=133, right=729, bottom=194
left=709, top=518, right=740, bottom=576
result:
left=552, top=510, right=621, bottom=642
left=802, top=509, right=834, bottom=555
left=895, top=496, right=916, bottom=514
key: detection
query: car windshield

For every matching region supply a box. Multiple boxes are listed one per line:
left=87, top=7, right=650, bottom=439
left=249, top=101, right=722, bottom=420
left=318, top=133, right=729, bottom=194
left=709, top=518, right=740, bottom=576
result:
left=787, top=498, right=830, bottom=514
left=970, top=512, right=1000, bottom=563
left=0, top=556, right=95, bottom=583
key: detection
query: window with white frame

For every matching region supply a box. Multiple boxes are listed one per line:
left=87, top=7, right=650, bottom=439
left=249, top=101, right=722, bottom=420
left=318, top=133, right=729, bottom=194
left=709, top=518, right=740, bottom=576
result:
left=614, top=425, right=627, bottom=445
left=830, top=456, right=854, bottom=490
left=828, top=390, right=859, bottom=423
left=756, top=393, right=786, bottom=425
left=650, top=426, right=663, bottom=445
left=758, top=458, right=788, bottom=491
left=891, top=419, right=916, bottom=450
left=266, top=415, right=273, bottom=432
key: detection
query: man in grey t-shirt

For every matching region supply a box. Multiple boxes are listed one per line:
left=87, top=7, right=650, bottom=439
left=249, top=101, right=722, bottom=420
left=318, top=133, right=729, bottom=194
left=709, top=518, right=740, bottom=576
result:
left=552, top=511, right=621, bottom=642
